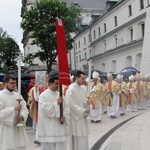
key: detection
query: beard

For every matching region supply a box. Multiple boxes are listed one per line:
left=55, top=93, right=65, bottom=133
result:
left=6, top=86, right=14, bottom=92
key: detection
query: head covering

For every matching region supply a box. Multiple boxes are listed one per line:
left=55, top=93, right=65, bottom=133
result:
left=107, top=72, right=112, bottom=78
left=144, top=74, right=148, bottom=79
left=86, top=77, right=90, bottom=83
left=129, top=75, right=135, bottom=81
left=92, top=71, right=99, bottom=78
left=116, top=74, right=123, bottom=80
left=30, top=76, right=35, bottom=79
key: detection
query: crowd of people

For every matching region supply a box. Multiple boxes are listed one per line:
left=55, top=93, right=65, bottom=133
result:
left=0, top=70, right=150, bottom=150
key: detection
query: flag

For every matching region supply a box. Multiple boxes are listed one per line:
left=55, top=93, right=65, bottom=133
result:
left=56, top=18, right=71, bottom=85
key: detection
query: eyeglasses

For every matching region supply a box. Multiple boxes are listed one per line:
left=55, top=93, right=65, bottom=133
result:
left=7, top=82, right=16, bottom=85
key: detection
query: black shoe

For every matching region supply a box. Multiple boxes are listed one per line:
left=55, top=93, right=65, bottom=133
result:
left=95, top=120, right=101, bottom=123
left=104, top=111, right=107, bottom=114
left=120, top=113, right=125, bottom=116
left=34, top=140, right=41, bottom=145
left=110, top=115, right=116, bottom=119
left=91, top=120, right=94, bottom=123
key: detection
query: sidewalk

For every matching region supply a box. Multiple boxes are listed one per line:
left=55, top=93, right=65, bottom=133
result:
left=26, top=108, right=150, bottom=150
left=100, top=108, right=150, bottom=150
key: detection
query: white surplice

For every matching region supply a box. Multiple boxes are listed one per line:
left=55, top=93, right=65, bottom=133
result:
left=66, top=83, right=90, bottom=150
left=38, top=89, right=70, bottom=150
left=0, top=88, right=29, bottom=150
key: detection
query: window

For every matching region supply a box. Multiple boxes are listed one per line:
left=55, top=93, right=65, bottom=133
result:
left=130, top=28, right=133, bottom=41
left=90, top=50, right=92, bottom=57
left=141, top=23, right=145, bottom=37
left=98, top=27, right=101, bottom=36
left=115, top=37, right=117, bottom=47
left=78, top=41, right=80, bottom=48
left=88, top=34, right=91, bottom=42
left=93, top=30, right=96, bottom=39
left=104, top=41, right=107, bottom=51
left=79, top=55, right=81, bottom=61
left=128, top=5, right=132, bottom=16
left=76, top=56, right=78, bottom=63
left=147, top=0, right=150, bottom=6
left=75, top=43, right=77, bottom=50
left=84, top=37, right=86, bottom=45
left=104, top=23, right=107, bottom=33
left=114, top=16, right=118, bottom=27
left=85, top=52, right=87, bottom=60
left=140, top=0, right=144, bottom=9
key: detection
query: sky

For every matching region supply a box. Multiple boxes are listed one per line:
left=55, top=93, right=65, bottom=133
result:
left=0, top=0, right=23, bottom=52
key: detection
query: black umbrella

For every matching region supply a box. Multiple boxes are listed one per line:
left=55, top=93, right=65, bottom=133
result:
left=70, top=70, right=80, bottom=76
left=121, top=67, right=140, bottom=75
left=49, top=69, right=59, bottom=78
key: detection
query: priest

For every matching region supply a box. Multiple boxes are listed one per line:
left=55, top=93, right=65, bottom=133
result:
left=38, top=75, right=70, bottom=150
left=0, top=75, right=29, bottom=150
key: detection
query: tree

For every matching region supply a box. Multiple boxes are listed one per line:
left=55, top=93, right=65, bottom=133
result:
left=21, top=0, right=81, bottom=73
left=0, top=27, right=8, bottom=38
left=0, top=37, right=20, bottom=71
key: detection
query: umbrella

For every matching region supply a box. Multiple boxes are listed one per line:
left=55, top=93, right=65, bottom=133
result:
left=70, top=70, right=80, bottom=76
left=0, top=73, right=5, bottom=82
left=49, top=69, right=58, bottom=78
left=121, top=67, right=140, bottom=75
left=9, top=73, right=31, bottom=80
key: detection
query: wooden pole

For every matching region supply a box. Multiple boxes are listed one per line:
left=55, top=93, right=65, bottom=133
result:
left=59, top=84, right=63, bottom=124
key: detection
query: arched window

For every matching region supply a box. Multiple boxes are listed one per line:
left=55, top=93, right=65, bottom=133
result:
left=111, top=60, right=116, bottom=72
left=126, top=56, right=132, bottom=67
left=135, top=53, right=142, bottom=70
left=101, top=63, right=105, bottom=72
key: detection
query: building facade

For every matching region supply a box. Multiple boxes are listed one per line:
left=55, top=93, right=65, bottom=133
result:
left=21, top=0, right=106, bottom=72
left=72, top=0, right=150, bottom=74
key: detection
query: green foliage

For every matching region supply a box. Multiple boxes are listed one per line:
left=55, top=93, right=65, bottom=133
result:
left=21, top=0, right=81, bottom=72
left=0, top=27, right=8, bottom=38
left=0, top=37, right=20, bottom=67
left=0, top=28, right=20, bottom=73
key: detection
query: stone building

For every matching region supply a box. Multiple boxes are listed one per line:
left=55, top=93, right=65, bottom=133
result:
left=72, top=0, right=150, bottom=74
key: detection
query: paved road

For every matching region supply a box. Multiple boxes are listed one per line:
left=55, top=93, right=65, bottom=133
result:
left=26, top=108, right=149, bottom=150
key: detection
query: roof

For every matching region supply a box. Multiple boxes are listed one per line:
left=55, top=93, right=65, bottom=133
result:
left=60, top=0, right=107, bottom=9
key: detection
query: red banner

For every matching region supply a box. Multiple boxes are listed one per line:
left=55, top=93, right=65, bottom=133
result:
left=56, top=18, right=71, bottom=85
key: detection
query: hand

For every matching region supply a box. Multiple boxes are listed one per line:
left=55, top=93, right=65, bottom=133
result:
left=17, top=115, right=24, bottom=122
left=15, top=104, right=22, bottom=111
left=57, top=97, right=63, bottom=104
left=60, top=116, right=65, bottom=123
left=85, top=109, right=90, bottom=114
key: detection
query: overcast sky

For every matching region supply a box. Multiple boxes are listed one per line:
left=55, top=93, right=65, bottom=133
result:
left=0, top=0, right=23, bottom=52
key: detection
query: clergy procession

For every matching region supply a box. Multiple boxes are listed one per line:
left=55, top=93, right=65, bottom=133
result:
left=1, top=70, right=150, bottom=150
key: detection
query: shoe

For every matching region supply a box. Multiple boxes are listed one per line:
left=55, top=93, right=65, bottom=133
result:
left=34, top=140, right=41, bottom=145
left=91, top=120, right=94, bottom=123
left=110, top=115, right=116, bottom=119
left=95, top=120, right=101, bottom=123
left=120, top=113, right=125, bottom=116
left=104, top=111, right=107, bottom=114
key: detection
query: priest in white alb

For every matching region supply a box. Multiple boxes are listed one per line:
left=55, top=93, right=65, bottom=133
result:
left=38, top=76, right=70, bottom=150
left=0, top=75, right=29, bottom=150
left=66, top=71, right=90, bottom=150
